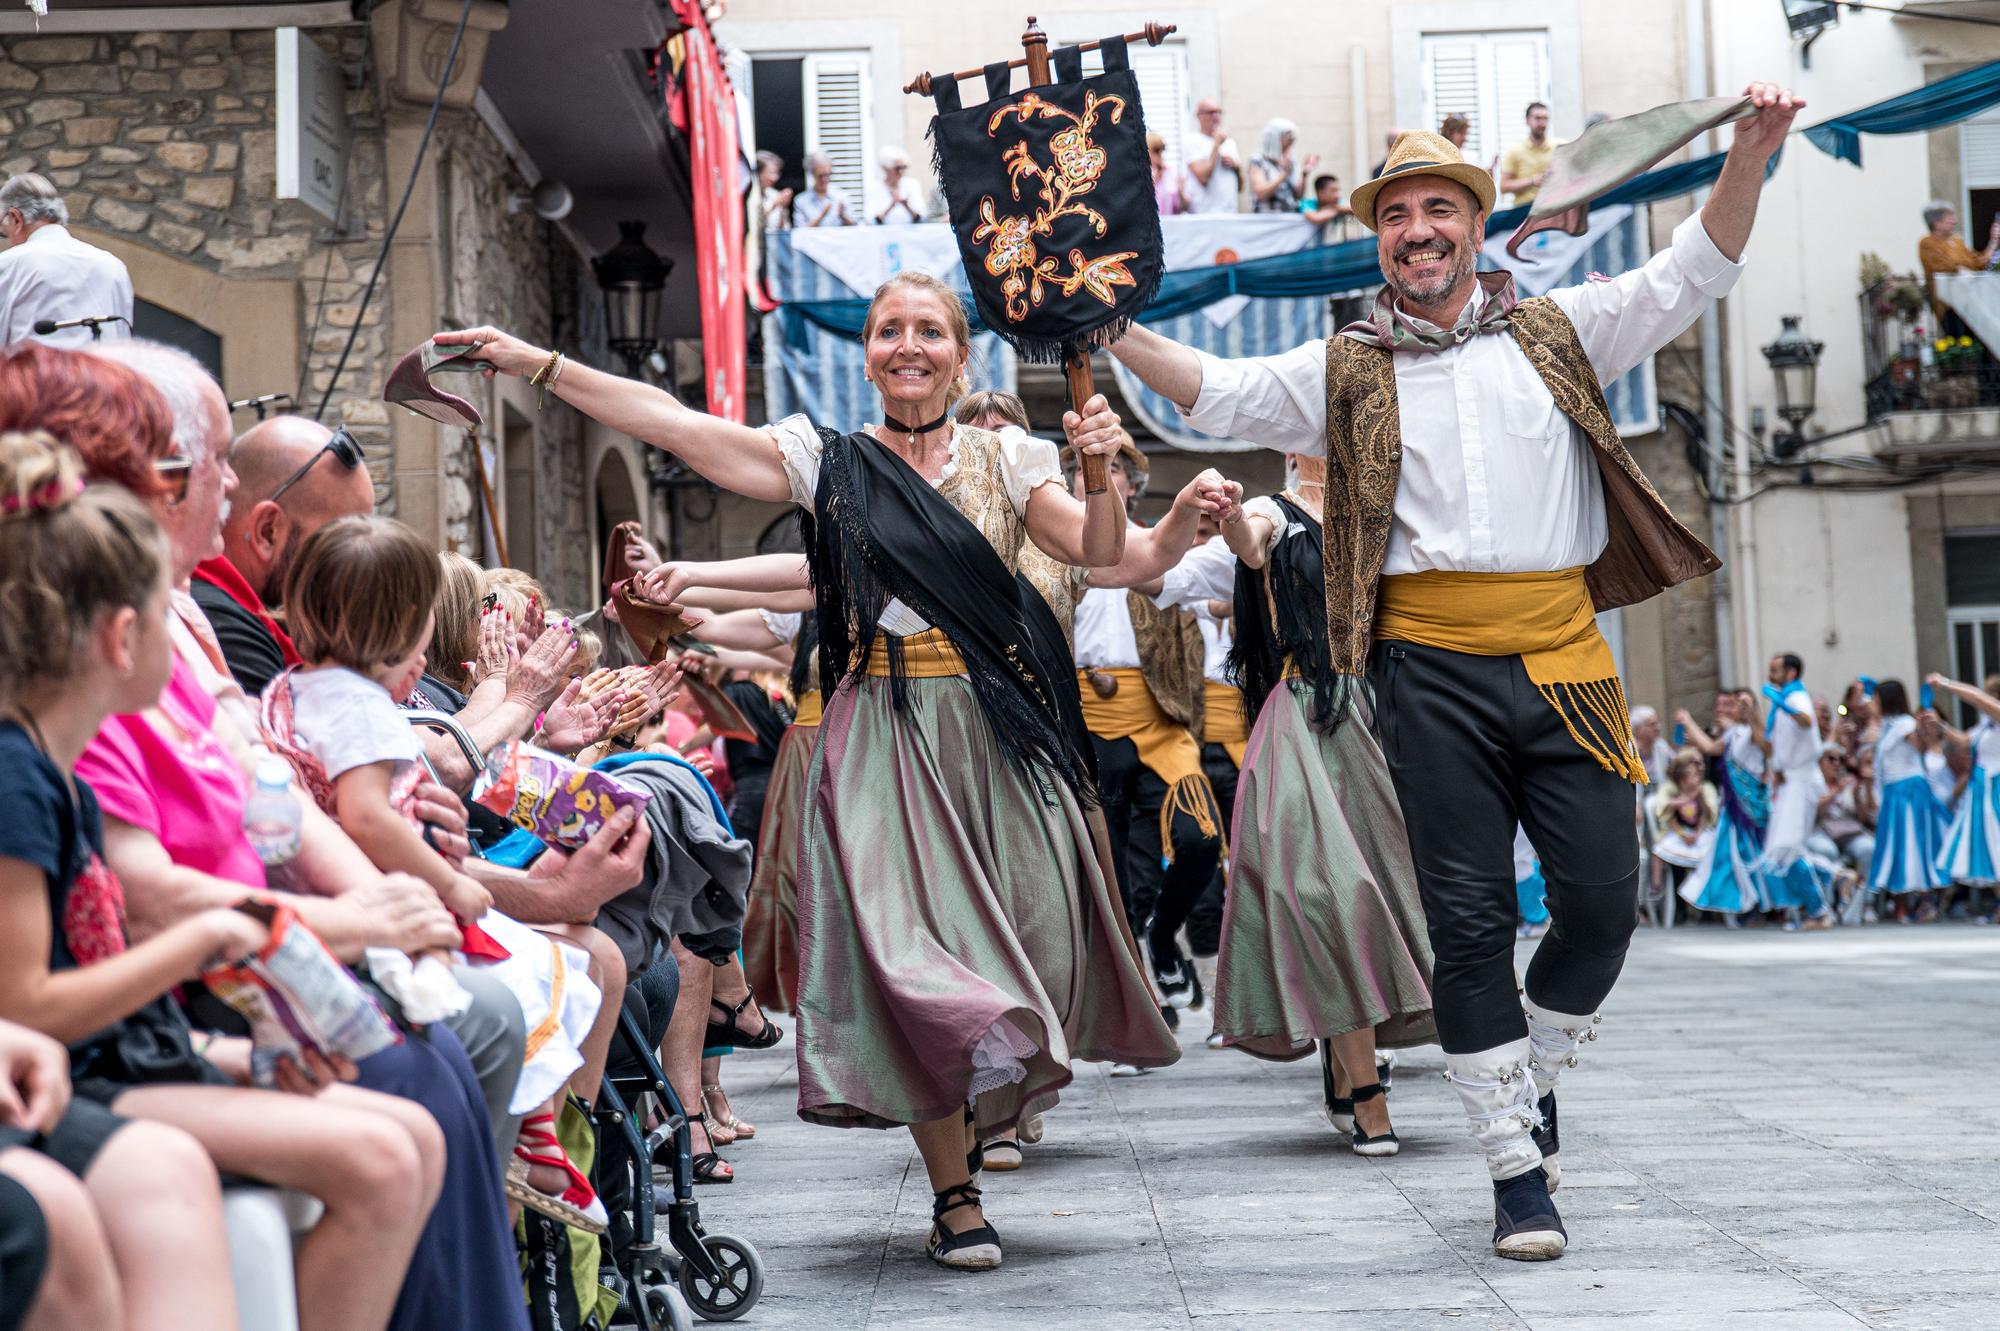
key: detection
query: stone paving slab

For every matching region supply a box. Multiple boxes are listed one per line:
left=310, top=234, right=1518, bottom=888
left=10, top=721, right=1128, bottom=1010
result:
left=686, top=927, right=1999, bottom=1330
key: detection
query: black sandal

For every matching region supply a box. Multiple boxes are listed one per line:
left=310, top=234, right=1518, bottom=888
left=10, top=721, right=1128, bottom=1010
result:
left=687, top=1111, right=734, bottom=1185
left=1320, top=1041, right=1355, bottom=1133
left=927, top=1183, right=1002, bottom=1270
left=706, top=993, right=784, bottom=1050
left=1347, top=1082, right=1400, bottom=1157
left=963, top=1104, right=983, bottom=1177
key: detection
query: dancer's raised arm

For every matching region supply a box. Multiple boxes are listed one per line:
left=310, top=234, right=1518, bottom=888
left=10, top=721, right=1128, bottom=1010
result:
left=435, top=326, right=794, bottom=502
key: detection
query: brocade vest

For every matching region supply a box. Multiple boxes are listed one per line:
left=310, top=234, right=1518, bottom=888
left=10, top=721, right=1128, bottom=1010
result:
left=1318, top=295, right=1720, bottom=674
left=1127, top=591, right=1206, bottom=734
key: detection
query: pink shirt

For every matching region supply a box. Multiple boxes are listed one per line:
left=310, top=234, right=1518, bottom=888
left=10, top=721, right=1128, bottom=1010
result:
left=76, top=653, right=267, bottom=888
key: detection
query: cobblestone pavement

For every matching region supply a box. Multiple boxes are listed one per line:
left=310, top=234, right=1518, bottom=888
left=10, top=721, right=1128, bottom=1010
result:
left=695, top=926, right=2000, bottom=1330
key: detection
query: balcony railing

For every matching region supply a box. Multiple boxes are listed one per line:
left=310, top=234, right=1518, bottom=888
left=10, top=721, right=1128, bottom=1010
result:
left=1860, top=274, right=2000, bottom=417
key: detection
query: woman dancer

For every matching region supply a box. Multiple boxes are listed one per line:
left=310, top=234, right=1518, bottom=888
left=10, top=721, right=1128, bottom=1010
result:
left=437, top=270, right=1184, bottom=1271
left=1871, top=679, right=1947, bottom=905
left=1676, top=693, right=1769, bottom=920
left=1928, top=673, right=2000, bottom=890
left=1160, top=455, right=1435, bottom=1156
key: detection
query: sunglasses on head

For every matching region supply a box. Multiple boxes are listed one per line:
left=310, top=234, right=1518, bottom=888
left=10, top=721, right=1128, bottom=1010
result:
left=152, top=453, right=192, bottom=504
left=268, top=425, right=364, bottom=505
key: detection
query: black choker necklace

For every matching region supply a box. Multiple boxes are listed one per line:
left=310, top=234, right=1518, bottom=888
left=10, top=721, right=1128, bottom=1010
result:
left=882, top=409, right=950, bottom=440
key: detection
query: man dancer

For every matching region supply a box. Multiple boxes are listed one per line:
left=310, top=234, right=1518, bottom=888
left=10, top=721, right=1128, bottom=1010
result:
left=1066, top=440, right=1226, bottom=1012
left=1110, top=83, right=1802, bottom=1259
left=1755, top=652, right=1837, bottom=927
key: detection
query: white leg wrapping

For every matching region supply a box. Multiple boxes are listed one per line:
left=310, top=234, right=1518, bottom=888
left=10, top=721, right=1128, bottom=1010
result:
left=1523, top=1000, right=1601, bottom=1093
left=1441, top=1038, right=1545, bottom=1182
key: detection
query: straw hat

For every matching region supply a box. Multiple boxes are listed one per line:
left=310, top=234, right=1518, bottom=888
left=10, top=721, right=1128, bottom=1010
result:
left=1348, top=129, right=1497, bottom=232
left=1060, top=431, right=1149, bottom=483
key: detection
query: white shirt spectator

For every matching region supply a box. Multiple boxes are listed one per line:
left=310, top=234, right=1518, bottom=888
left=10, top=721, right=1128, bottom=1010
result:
left=1177, top=212, right=1743, bottom=575
left=0, top=224, right=133, bottom=349
left=1180, top=130, right=1242, bottom=214
left=793, top=183, right=855, bottom=229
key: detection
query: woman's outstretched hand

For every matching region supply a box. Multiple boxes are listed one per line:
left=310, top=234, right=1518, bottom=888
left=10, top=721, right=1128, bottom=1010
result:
left=434, top=326, right=549, bottom=379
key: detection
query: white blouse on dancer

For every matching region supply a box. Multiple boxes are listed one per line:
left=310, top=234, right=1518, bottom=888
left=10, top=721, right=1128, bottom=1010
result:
left=766, top=414, right=1063, bottom=634
left=1972, top=717, right=2000, bottom=772
left=1875, top=714, right=1925, bottom=786
left=1173, top=212, right=1743, bottom=575
left=1722, top=723, right=1766, bottom=778
left=758, top=608, right=802, bottom=641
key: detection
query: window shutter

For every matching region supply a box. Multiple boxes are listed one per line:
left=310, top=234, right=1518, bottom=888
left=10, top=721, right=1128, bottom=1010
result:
left=1490, top=33, right=1551, bottom=158
left=804, top=52, right=872, bottom=209
left=1424, top=36, right=1483, bottom=156
left=1963, top=113, right=2000, bottom=189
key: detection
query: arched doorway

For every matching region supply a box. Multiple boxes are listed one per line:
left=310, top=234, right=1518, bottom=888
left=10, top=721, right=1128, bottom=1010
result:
left=593, top=446, right=641, bottom=602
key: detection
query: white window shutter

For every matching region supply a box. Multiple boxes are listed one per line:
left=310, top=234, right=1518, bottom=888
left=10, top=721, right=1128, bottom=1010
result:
left=1423, top=36, right=1484, bottom=158
left=804, top=52, right=873, bottom=209
left=1490, top=33, right=1552, bottom=153
left=1963, top=113, right=2000, bottom=189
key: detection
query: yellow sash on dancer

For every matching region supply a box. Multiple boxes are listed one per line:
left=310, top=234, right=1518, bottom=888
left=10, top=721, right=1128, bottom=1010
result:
left=792, top=689, right=824, bottom=728
left=863, top=628, right=967, bottom=678
left=1078, top=667, right=1224, bottom=859
left=1200, top=679, right=1249, bottom=770
left=1373, top=566, right=1647, bottom=783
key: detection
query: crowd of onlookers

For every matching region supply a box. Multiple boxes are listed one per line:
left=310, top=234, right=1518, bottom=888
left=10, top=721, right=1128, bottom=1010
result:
left=1621, top=658, right=2000, bottom=931
left=755, top=98, right=1571, bottom=243
left=0, top=329, right=795, bottom=1329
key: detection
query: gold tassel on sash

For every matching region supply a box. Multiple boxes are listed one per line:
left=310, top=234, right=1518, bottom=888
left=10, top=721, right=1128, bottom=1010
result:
left=1078, top=666, right=1223, bottom=861
left=1374, top=567, right=1648, bottom=784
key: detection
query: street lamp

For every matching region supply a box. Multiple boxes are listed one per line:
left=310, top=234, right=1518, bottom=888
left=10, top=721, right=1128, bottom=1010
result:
left=592, top=219, right=672, bottom=379
left=1761, top=315, right=1824, bottom=459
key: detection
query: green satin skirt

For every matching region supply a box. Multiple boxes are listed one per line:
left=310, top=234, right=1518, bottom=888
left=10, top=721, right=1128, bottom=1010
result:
left=1216, top=682, right=1437, bottom=1060
left=742, top=720, right=815, bottom=1016
left=796, top=674, right=1179, bottom=1133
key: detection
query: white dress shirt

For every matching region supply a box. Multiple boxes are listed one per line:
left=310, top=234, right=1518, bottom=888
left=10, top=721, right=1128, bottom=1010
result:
left=1179, top=211, right=1743, bottom=575
left=1767, top=692, right=1821, bottom=775
left=0, top=224, right=134, bottom=349
left=1073, top=585, right=1142, bottom=669
left=1193, top=607, right=1232, bottom=684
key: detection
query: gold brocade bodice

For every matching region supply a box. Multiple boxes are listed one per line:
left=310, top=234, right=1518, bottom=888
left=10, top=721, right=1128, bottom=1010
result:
left=933, top=424, right=1028, bottom=574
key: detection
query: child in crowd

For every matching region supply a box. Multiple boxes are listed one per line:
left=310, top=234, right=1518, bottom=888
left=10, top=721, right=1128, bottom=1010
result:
left=0, top=432, right=437, bottom=1331
left=264, top=515, right=611, bottom=1233
left=1649, top=748, right=1720, bottom=903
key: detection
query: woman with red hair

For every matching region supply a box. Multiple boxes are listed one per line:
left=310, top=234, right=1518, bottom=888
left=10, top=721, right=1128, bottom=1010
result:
left=0, top=343, right=176, bottom=498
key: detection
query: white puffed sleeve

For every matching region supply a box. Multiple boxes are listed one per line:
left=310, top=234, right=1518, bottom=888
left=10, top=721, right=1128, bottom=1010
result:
left=759, top=609, right=803, bottom=642
left=1243, top=495, right=1289, bottom=561
left=993, top=425, right=1065, bottom=518
left=765, top=414, right=824, bottom=509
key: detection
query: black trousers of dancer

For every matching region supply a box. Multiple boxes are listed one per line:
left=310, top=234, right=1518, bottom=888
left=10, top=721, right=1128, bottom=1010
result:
left=1092, top=734, right=1223, bottom=973
left=1184, top=742, right=1241, bottom=958
left=1368, top=641, right=1641, bottom=1054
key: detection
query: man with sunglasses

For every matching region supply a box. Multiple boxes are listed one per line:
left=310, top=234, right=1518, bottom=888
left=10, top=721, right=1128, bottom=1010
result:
left=191, top=417, right=371, bottom=698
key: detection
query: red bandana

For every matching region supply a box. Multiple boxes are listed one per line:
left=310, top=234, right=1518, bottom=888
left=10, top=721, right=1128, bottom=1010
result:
left=193, top=556, right=303, bottom=669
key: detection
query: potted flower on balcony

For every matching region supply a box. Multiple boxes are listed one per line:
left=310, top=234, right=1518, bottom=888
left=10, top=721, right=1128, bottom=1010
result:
left=1933, top=334, right=1981, bottom=408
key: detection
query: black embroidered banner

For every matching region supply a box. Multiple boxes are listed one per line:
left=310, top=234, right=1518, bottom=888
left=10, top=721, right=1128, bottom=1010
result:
left=928, top=37, right=1163, bottom=364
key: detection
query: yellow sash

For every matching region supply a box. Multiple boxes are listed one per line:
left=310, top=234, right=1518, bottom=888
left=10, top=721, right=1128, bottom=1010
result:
left=1200, top=679, right=1248, bottom=769
left=792, top=689, right=824, bottom=728
left=863, top=628, right=967, bottom=678
left=1077, top=667, right=1222, bottom=857
left=1374, top=567, right=1646, bottom=783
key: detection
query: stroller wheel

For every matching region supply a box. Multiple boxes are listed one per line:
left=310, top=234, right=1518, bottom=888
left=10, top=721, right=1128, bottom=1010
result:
left=643, top=1284, right=695, bottom=1331
left=678, top=1233, right=765, bottom=1322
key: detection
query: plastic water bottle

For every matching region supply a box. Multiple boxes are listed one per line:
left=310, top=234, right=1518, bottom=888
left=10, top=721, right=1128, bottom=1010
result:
left=243, top=756, right=303, bottom=887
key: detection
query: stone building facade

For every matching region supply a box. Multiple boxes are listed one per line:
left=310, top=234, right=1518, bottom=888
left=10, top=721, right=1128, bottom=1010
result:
left=0, top=11, right=610, bottom=611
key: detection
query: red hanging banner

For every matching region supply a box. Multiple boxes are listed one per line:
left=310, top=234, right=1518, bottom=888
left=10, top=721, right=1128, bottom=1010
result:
left=669, top=0, right=747, bottom=423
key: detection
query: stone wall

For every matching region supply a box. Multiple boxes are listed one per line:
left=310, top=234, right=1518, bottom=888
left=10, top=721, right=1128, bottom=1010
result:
left=0, top=22, right=599, bottom=609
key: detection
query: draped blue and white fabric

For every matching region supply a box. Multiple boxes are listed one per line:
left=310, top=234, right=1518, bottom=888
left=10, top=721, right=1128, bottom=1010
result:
left=1872, top=716, right=1947, bottom=894
left=1938, top=720, right=2000, bottom=884
left=1680, top=732, right=1768, bottom=915
left=760, top=228, right=1015, bottom=433
left=1109, top=299, right=1327, bottom=453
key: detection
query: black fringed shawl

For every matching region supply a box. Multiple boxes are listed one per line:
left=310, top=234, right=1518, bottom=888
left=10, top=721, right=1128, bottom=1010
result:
left=807, top=428, right=1097, bottom=805
left=1227, top=494, right=1353, bottom=734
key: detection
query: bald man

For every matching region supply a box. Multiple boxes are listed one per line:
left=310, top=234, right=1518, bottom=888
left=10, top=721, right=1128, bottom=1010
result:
left=191, top=414, right=375, bottom=697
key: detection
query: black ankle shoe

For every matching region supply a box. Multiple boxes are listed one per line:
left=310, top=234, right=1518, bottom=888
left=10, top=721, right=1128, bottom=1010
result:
left=1319, top=1041, right=1354, bottom=1132
left=927, top=1183, right=1003, bottom=1270
left=1532, top=1091, right=1560, bottom=1191
left=1492, top=1167, right=1566, bottom=1261
left=1158, top=1003, right=1180, bottom=1031
left=1347, top=1083, right=1400, bottom=1157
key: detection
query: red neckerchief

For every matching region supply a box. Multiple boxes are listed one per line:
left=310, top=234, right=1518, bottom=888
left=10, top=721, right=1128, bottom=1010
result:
left=193, top=556, right=303, bottom=668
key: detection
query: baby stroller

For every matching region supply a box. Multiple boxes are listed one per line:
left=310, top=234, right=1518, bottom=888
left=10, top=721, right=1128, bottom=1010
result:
left=402, top=712, right=764, bottom=1327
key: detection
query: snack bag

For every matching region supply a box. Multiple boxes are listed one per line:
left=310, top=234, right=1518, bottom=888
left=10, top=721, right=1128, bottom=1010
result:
left=201, top=900, right=402, bottom=1085
left=474, top=740, right=651, bottom=851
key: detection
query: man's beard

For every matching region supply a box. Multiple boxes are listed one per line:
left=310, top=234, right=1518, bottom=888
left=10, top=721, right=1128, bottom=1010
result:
left=1386, top=236, right=1476, bottom=309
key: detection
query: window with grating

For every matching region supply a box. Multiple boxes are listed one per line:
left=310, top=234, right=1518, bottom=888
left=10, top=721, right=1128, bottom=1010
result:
left=1419, top=29, right=1550, bottom=169
left=803, top=52, right=874, bottom=212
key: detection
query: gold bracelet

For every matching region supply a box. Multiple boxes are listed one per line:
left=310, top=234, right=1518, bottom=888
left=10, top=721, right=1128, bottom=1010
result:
left=529, top=348, right=563, bottom=410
